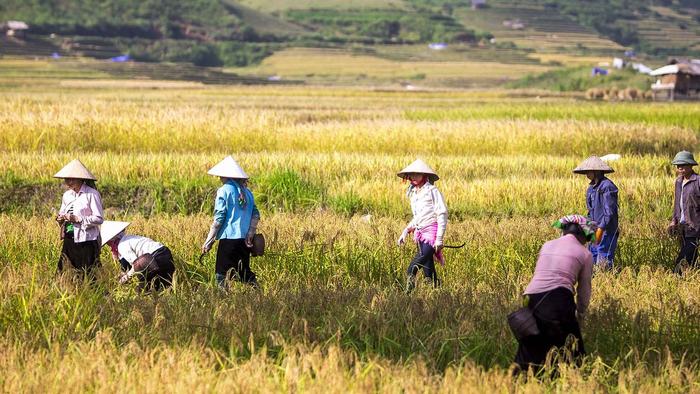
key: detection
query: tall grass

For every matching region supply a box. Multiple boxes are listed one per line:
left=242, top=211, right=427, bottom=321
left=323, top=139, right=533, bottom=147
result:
left=0, top=152, right=683, bottom=221
left=1, top=84, right=700, bottom=391
left=1, top=213, right=699, bottom=389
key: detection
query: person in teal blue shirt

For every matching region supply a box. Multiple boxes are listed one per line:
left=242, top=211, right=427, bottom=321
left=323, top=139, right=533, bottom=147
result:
left=201, top=156, right=260, bottom=288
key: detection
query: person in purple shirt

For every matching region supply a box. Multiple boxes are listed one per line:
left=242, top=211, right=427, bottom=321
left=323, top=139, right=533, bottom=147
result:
left=668, top=151, right=700, bottom=274
left=574, top=156, right=619, bottom=270
left=513, top=214, right=595, bottom=374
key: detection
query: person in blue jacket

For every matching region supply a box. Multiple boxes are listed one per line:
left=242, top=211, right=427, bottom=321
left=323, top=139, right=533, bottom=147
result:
left=574, top=156, right=619, bottom=269
left=201, top=156, right=260, bottom=288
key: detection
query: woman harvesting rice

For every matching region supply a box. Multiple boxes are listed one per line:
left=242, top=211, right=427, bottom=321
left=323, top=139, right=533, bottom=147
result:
left=101, top=221, right=176, bottom=291
left=201, top=156, right=260, bottom=288
left=573, top=156, right=619, bottom=270
left=397, top=159, right=447, bottom=292
left=513, top=215, right=595, bottom=374
left=54, top=159, right=104, bottom=277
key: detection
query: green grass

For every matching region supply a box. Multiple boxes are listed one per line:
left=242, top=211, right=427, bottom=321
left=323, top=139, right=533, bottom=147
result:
left=508, top=66, right=656, bottom=92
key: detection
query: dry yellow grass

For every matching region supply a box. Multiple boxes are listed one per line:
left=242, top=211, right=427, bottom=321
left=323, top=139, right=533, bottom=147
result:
left=228, top=48, right=551, bottom=84
left=58, top=79, right=204, bottom=89
left=2, top=74, right=700, bottom=391
left=526, top=53, right=610, bottom=66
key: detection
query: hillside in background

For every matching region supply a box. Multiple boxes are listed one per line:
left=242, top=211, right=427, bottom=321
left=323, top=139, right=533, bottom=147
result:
left=0, top=0, right=698, bottom=88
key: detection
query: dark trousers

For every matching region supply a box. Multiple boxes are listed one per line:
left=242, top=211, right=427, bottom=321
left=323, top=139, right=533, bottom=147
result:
left=674, top=236, right=699, bottom=273
left=216, top=238, right=257, bottom=285
left=142, top=247, right=175, bottom=291
left=514, top=287, right=585, bottom=373
left=58, top=235, right=100, bottom=275
left=407, top=241, right=439, bottom=285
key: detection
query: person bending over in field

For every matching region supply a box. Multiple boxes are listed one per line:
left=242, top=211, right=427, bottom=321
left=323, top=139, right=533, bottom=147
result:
left=397, top=159, right=447, bottom=293
left=101, top=221, right=175, bottom=291
left=201, top=156, right=260, bottom=289
left=54, top=159, right=104, bottom=278
left=668, top=151, right=700, bottom=274
left=573, top=156, right=618, bottom=270
left=513, top=215, right=594, bottom=375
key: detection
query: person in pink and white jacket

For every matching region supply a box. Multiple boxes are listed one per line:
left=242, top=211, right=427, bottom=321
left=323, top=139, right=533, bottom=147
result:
left=397, top=159, right=447, bottom=292
left=54, top=159, right=104, bottom=276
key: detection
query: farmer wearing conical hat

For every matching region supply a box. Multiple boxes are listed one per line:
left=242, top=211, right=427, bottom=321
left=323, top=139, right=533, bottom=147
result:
left=397, top=159, right=448, bottom=292
left=54, top=159, right=104, bottom=275
left=100, top=221, right=176, bottom=290
left=201, top=156, right=260, bottom=288
left=573, top=156, right=619, bottom=270
left=669, top=151, right=700, bottom=274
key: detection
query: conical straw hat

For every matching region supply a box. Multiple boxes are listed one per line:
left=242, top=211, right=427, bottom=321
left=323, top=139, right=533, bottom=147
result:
left=207, top=156, right=249, bottom=179
left=573, top=156, right=614, bottom=174
left=100, top=221, right=130, bottom=246
left=397, top=159, right=439, bottom=183
left=53, top=159, right=97, bottom=180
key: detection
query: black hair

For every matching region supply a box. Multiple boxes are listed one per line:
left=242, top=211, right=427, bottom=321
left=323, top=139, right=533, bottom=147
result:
left=562, top=222, right=586, bottom=241
left=84, top=179, right=98, bottom=191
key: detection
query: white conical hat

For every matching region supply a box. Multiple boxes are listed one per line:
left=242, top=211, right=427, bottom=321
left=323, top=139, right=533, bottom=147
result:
left=100, top=221, right=130, bottom=246
left=573, top=156, right=614, bottom=174
left=397, top=159, right=439, bottom=183
left=53, top=159, right=97, bottom=180
left=207, top=156, right=249, bottom=179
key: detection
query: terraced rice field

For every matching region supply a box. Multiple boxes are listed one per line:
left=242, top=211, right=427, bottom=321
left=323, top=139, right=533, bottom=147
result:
left=227, top=47, right=554, bottom=87
left=1, top=61, right=700, bottom=392
left=454, top=0, right=625, bottom=54
left=635, top=6, right=700, bottom=50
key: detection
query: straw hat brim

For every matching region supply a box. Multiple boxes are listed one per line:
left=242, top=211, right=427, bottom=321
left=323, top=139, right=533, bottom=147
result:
left=573, top=156, right=614, bottom=174
left=397, top=159, right=440, bottom=183
left=100, top=221, right=130, bottom=246
left=397, top=172, right=440, bottom=183
left=54, top=159, right=97, bottom=181
left=573, top=168, right=615, bottom=174
left=207, top=156, right=249, bottom=179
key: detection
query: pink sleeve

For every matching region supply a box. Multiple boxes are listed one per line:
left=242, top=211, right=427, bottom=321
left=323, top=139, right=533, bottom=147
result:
left=576, top=252, right=593, bottom=314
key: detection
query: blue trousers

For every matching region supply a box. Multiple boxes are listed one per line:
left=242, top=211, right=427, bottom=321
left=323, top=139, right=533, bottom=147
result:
left=590, top=229, right=619, bottom=268
left=407, top=241, right=439, bottom=285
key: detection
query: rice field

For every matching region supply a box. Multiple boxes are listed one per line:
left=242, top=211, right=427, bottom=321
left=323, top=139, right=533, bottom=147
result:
left=227, top=47, right=553, bottom=86
left=1, top=70, right=700, bottom=392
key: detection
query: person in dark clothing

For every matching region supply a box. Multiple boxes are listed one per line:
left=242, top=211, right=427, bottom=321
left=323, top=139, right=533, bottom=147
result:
left=573, top=156, right=619, bottom=269
left=513, top=215, right=595, bottom=375
left=668, top=151, right=700, bottom=274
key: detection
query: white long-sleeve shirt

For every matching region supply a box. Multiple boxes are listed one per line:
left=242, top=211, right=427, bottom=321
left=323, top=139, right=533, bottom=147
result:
left=117, top=235, right=164, bottom=264
left=406, top=183, right=448, bottom=243
left=58, top=184, right=103, bottom=242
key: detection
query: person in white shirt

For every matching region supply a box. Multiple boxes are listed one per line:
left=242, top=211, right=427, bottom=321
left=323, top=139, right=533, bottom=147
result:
left=101, top=221, right=175, bottom=290
left=54, top=159, right=104, bottom=277
left=397, top=159, right=448, bottom=292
